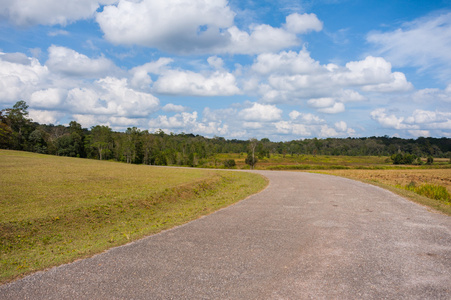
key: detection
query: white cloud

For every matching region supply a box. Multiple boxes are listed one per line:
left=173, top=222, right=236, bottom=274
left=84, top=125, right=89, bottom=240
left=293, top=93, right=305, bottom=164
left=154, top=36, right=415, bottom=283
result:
left=370, top=108, right=409, bottom=130
left=371, top=108, right=451, bottom=134
left=46, top=46, right=117, bottom=78
left=67, top=77, right=159, bottom=117
left=253, top=53, right=413, bottom=107
left=0, top=0, right=117, bottom=26
left=308, top=97, right=335, bottom=108
left=96, top=1, right=320, bottom=54
left=320, top=125, right=339, bottom=137
left=238, top=103, right=282, bottom=122
left=28, top=109, right=65, bottom=124
left=207, top=56, right=224, bottom=70
left=336, top=56, right=413, bottom=91
left=284, top=13, right=323, bottom=34
left=367, top=12, right=451, bottom=76
left=148, top=111, right=228, bottom=136
left=162, top=104, right=188, bottom=113
left=405, top=110, right=451, bottom=125
left=413, top=85, right=451, bottom=103
left=30, top=88, right=66, bottom=108
left=335, top=121, right=348, bottom=132
left=129, top=58, right=173, bottom=90
left=0, top=55, right=49, bottom=102
left=318, top=102, right=345, bottom=114
left=308, top=98, right=345, bottom=114
left=96, top=0, right=235, bottom=53
left=252, top=49, right=322, bottom=75
left=222, top=24, right=298, bottom=55
left=153, top=70, right=240, bottom=96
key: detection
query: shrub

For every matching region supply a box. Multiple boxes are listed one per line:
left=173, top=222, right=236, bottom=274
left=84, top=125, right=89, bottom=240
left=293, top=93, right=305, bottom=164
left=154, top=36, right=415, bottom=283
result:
left=223, top=159, right=236, bottom=168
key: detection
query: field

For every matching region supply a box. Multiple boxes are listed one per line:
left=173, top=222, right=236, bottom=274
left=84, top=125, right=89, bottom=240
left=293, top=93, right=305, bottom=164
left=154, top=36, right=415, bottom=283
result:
left=211, top=153, right=450, bottom=170
left=0, top=150, right=268, bottom=283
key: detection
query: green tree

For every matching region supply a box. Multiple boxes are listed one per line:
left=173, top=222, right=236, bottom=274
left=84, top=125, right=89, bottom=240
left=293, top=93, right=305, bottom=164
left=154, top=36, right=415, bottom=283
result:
left=1, top=100, right=34, bottom=150
left=90, top=125, right=113, bottom=160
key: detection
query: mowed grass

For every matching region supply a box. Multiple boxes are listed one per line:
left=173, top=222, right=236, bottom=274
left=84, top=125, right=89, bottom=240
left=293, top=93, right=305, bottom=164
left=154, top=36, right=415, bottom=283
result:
left=321, top=169, right=451, bottom=215
left=0, top=150, right=268, bottom=283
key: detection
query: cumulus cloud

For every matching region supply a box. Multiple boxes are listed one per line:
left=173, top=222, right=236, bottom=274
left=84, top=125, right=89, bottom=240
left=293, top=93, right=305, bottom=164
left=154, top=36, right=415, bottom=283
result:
left=251, top=49, right=322, bottom=75
left=96, top=0, right=320, bottom=54
left=238, top=103, right=282, bottom=122
left=413, top=84, right=451, bottom=103
left=0, top=54, right=49, bottom=102
left=0, top=0, right=117, bottom=26
left=252, top=51, right=412, bottom=109
left=46, top=46, right=117, bottom=78
left=284, top=13, right=323, bottom=34
left=129, top=58, right=173, bottom=90
left=96, top=0, right=235, bottom=53
left=367, top=12, right=451, bottom=77
left=30, top=88, right=66, bottom=108
left=153, top=70, right=240, bottom=96
left=28, top=109, right=65, bottom=124
left=66, top=77, right=159, bottom=118
left=370, top=108, right=451, bottom=135
left=162, top=103, right=188, bottom=113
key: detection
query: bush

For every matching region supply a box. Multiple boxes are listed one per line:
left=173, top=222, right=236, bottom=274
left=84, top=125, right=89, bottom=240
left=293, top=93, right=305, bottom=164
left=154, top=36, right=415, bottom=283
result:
left=391, top=153, right=417, bottom=165
left=223, top=159, right=236, bottom=168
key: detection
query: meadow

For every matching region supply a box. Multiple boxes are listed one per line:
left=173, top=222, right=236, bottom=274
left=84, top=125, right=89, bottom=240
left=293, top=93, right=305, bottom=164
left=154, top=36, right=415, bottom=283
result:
left=0, top=150, right=268, bottom=283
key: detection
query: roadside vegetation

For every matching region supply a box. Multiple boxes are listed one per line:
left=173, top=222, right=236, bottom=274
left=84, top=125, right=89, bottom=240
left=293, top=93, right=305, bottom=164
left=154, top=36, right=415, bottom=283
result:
left=321, top=169, right=451, bottom=215
left=0, top=150, right=268, bottom=283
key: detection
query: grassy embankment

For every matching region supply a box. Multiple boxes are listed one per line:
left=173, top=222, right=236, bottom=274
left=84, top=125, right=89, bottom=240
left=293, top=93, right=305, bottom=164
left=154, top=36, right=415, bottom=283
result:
left=0, top=150, right=268, bottom=283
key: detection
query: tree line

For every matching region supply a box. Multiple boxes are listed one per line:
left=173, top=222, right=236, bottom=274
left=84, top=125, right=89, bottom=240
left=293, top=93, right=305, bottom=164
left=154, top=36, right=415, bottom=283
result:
left=1, top=101, right=450, bottom=167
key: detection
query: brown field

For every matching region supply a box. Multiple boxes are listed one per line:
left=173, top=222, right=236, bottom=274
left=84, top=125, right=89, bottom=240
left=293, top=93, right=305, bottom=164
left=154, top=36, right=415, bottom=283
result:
left=322, top=169, right=451, bottom=193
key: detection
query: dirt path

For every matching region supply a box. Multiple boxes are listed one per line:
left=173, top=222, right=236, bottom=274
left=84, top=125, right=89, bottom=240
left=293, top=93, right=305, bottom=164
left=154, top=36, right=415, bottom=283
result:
left=1, top=171, right=450, bottom=299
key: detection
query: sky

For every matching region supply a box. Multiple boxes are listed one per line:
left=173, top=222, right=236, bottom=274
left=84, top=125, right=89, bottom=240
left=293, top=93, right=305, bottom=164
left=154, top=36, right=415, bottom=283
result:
left=0, top=0, right=450, bottom=141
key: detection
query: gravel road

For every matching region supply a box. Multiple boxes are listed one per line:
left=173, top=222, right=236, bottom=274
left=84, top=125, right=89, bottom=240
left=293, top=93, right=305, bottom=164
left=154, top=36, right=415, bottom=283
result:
left=1, top=171, right=450, bottom=299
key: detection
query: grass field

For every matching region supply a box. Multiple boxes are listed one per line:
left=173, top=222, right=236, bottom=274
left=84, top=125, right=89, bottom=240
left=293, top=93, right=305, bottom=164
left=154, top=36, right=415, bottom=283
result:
left=209, top=153, right=451, bottom=170
left=0, top=150, right=268, bottom=283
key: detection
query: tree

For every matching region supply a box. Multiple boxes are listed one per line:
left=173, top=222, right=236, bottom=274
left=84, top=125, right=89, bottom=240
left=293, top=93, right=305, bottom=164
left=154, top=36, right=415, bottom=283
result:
left=0, top=111, right=13, bottom=148
left=1, top=100, right=34, bottom=150
left=245, top=138, right=258, bottom=169
left=90, top=125, right=113, bottom=160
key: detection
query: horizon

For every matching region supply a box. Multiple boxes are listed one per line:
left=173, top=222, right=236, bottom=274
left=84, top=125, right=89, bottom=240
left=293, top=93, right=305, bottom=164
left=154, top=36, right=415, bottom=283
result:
left=1, top=0, right=450, bottom=142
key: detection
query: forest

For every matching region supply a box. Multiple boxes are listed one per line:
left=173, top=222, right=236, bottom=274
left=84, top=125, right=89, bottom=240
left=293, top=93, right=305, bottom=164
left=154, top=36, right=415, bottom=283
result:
left=1, top=101, right=450, bottom=167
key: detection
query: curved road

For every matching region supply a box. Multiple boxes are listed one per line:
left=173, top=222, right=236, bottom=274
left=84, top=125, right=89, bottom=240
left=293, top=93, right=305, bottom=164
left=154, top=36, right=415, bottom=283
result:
left=1, top=171, right=451, bottom=299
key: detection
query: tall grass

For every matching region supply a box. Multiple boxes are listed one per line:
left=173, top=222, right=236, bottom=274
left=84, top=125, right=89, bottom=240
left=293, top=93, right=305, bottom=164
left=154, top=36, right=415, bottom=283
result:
left=400, top=182, right=451, bottom=203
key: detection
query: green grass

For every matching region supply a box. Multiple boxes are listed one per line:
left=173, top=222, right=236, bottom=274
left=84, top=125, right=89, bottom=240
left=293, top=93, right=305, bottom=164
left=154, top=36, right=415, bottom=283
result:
left=0, top=150, right=268, bottom=283
left=206, top=153, right=451, bottom=170
left=399, top=182, right=451, bottom=203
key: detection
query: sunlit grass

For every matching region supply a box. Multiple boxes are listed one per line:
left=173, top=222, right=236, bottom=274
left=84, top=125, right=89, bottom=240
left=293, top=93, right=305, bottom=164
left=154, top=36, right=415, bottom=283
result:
left=0, top=150, right=268, bottom=283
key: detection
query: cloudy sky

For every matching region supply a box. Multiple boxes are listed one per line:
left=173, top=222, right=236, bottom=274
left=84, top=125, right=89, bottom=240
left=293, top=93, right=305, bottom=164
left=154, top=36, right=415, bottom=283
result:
left=1, top=0, right=450, bottom=141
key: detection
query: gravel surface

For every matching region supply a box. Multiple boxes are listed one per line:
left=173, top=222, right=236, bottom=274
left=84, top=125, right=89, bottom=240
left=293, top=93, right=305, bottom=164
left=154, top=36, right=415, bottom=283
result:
left=1, top=171, right=450, bottom=299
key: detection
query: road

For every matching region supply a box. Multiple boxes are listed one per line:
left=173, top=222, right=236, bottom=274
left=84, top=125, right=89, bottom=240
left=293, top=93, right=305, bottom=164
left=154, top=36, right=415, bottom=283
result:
left=1, top=171, right=450, bottom=299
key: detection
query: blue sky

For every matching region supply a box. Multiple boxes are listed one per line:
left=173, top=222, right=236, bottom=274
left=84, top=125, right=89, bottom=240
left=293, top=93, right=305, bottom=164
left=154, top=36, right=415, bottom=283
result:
left=0, top=0, right=450, bottom=141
